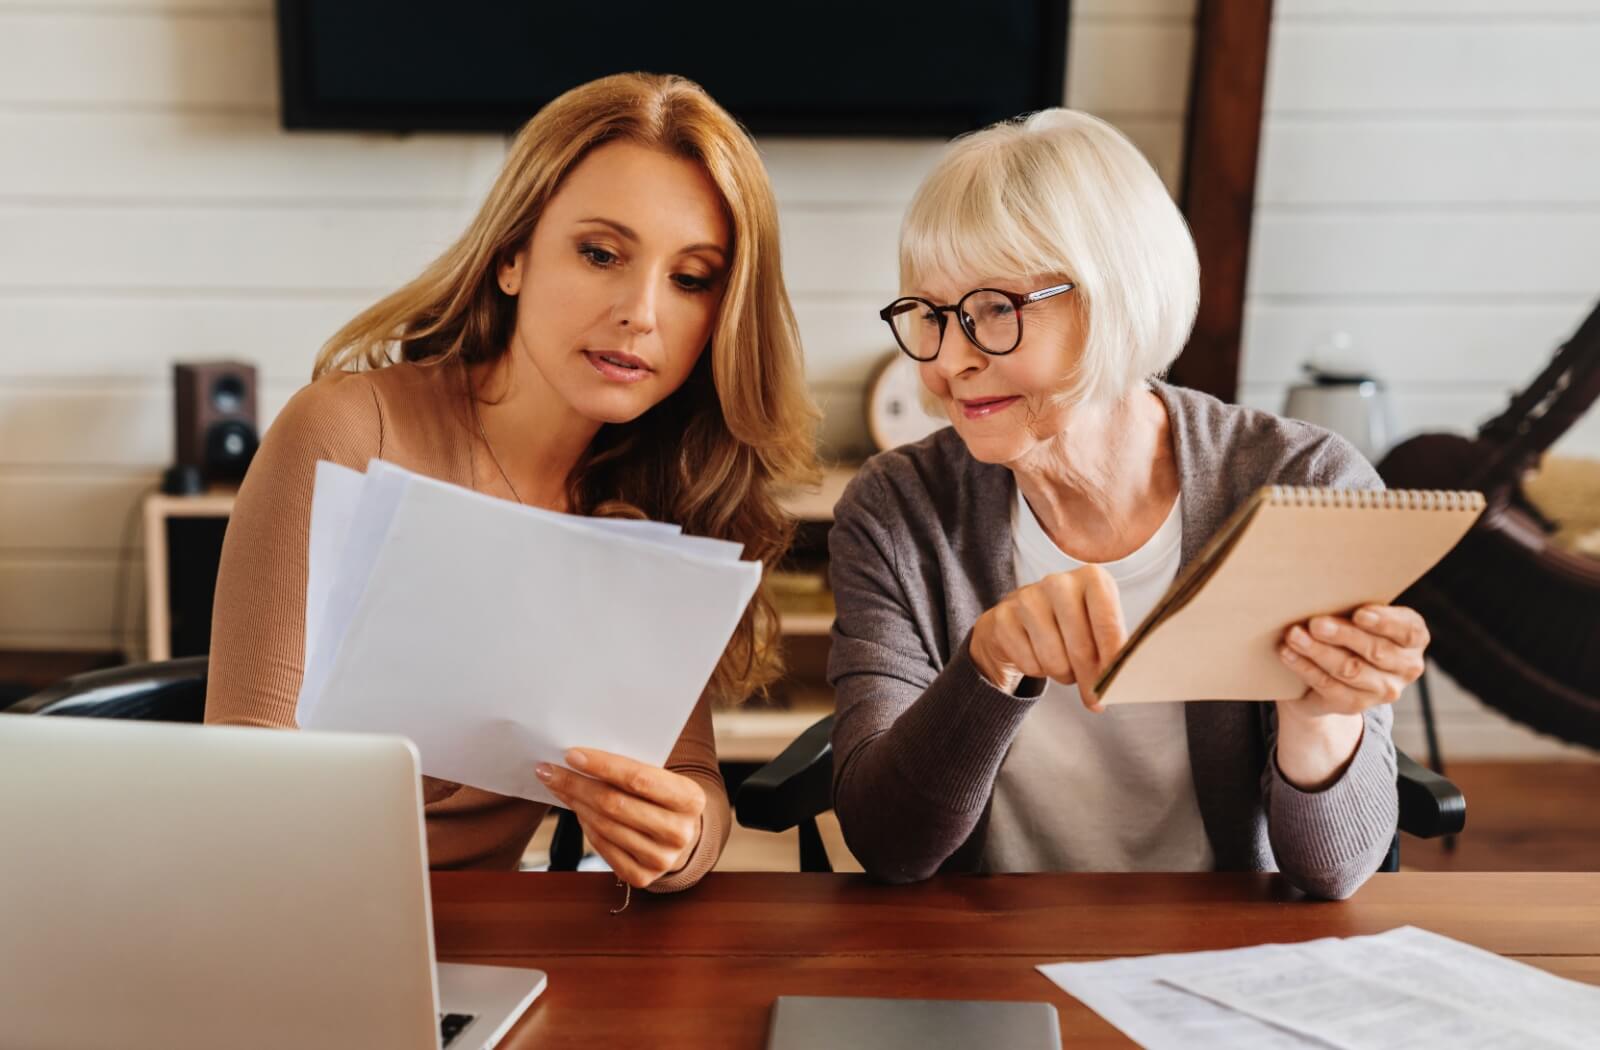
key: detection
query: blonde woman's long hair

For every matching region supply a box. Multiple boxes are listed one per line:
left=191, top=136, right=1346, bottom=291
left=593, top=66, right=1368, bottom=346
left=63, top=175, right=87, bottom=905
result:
left=315, top=72, right=819, bottom=705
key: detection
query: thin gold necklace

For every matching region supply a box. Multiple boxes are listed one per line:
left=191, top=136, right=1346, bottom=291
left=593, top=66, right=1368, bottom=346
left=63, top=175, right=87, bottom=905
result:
left=469, top=393, right=524, bottom=506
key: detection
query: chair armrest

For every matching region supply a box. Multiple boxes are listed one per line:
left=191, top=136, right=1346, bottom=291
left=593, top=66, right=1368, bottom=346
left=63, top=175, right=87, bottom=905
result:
left=731, top=719, right=1467, bottom=846
left=3, top=657, right=209, bottom=722
left=734, top=714, right=834, bottom=833
left=1396, top=749, right=1466, bottom=838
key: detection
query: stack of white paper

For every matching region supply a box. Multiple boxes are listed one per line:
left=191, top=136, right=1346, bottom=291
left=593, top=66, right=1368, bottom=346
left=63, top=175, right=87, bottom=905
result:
left=1038, top=926, right=1600, bottom=1049
left=295, top=459, right=761, bottom=807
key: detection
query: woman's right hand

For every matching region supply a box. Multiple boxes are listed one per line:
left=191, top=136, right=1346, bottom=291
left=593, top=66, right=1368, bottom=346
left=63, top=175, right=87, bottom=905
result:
left=968, top=565, right=1128, bottom=707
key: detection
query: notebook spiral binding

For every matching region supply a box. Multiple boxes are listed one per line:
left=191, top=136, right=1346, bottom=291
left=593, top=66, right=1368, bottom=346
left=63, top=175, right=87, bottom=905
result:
left=1267, top=486, right=1486, bottom=512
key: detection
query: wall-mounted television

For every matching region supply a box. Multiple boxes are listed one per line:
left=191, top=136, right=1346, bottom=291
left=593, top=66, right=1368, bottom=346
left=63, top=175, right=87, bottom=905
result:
left=276, top=2, right=1069, bottom=137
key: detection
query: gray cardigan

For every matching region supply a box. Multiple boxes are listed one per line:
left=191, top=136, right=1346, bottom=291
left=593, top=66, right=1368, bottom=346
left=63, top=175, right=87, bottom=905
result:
left=826, top=382, right=1398, bottom=899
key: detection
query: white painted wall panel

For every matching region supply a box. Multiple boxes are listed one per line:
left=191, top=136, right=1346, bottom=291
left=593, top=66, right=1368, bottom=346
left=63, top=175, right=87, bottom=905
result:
left=1259, top=120, right=1600, bottom=206
left=0, top=204, right=474, bottom=292
left=762, top=119, right=1188, bottom=204
left=0, top=472, right=156, bottom=551
left=0, top=113, right=508, bottom=202
left=1247, top=214, right=1600, bottom=298
left=0, top=0, right=268, bottom=9
left=0, top=293, right=371, bottom=380
left=1075, top=0, right=1196, bottom=15
left=1267, top=23, right=1600, bottom=113
left=1278, top=1, right=1600, bottom=17
left=0, top=557, right=141, bottom=641
left=1068, top=22, right=1195, bottom=117
left=0, top=10, right=277, bottom=109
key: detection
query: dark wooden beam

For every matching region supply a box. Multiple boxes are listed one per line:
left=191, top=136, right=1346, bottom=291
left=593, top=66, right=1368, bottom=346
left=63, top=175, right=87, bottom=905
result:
left=1170, top=0, right=1275, bottom=403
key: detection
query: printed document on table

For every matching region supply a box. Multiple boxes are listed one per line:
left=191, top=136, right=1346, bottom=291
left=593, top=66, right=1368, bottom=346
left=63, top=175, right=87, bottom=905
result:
left=1037, top=946, right=1331, bottom=1049
left=296, top=459, right=760, bottom=806
left=1163, top=926, right=1600, bottom=1050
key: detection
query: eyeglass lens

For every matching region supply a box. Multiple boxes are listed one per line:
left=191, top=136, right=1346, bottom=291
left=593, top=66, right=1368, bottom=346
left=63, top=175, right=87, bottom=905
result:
left=885, top=290, right=1020, bottom=360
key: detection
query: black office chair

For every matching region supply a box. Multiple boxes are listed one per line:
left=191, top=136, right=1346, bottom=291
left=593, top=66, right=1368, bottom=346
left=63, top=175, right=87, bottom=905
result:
left=735, top=713, right=1467, bottom=874
left=5, top=656, right=211, bottom=720
left=2, top=658, right=588, bottom=871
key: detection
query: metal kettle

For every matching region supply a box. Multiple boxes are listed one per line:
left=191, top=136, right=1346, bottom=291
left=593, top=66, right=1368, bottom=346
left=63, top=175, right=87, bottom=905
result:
left=1282, top=363, right=1395, bottom=463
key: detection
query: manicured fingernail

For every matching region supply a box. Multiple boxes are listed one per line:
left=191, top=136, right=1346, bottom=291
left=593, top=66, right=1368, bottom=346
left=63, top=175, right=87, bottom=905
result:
left=564, top=749, right=588, bottom=770
left=535, top=763, right=555, bottom=781
left=1312, top=618, right=1337, bottom=639
left=1280, top=646, right=1299, bottom=665
left=1355, top=609, right=1380, bottom=628
left=1289, top=626, right=1311, bottom=648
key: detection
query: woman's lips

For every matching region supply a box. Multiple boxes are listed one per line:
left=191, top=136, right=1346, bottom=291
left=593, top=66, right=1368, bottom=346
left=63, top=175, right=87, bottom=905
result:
left=583, top=350, right=654, bottom=383
left=958, top=395, right=1021, bottom=419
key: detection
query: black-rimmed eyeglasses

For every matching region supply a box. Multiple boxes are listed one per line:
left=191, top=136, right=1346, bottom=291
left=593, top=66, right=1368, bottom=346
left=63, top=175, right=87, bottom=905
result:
left=879, top=282, right=1076, bottom=362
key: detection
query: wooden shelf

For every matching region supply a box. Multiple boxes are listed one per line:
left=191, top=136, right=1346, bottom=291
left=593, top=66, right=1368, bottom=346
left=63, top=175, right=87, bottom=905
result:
left=145, top=489, right=237, bottom=518
left=776, top=611, right=833, bottom=636
left=143, top=489, right=237, bottom=661
left=775, top=464, right=857, bottom=523
left=147, top=465, right=859, bottom=528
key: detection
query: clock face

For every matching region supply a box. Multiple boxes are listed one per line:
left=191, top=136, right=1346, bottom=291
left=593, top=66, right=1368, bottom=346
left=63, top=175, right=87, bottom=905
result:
left=866, top=351, right=950, bottom=452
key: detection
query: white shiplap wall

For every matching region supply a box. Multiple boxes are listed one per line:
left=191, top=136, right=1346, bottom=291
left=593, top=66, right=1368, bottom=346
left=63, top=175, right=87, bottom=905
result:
left=0, top=0, right=1195, bottom=654
left=1246, top=0, right=1600, bottom=758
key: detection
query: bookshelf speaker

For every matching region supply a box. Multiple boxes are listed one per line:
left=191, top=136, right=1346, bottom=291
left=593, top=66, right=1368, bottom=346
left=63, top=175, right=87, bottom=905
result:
left=173, top=361, right=259, bottom=485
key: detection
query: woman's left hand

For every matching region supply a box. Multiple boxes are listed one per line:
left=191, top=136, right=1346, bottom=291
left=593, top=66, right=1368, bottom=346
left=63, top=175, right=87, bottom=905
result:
left=536, top=748, right=706, bottom=888
left=1273, top=605, right=1428, bottom=790
left=1278, top=604, right=1429, bottom=717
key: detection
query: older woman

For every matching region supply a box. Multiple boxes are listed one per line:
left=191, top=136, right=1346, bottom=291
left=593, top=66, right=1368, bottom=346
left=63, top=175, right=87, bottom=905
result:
left=828, top=110, right=1425, bottom=899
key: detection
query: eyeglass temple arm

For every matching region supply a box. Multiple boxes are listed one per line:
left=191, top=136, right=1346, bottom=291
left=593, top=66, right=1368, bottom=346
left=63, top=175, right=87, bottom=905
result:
left=1024, top=282, right=1076, bottom=303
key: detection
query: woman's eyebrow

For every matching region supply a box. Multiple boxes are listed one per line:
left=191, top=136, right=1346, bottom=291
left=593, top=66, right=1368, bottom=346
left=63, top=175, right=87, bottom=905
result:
left=577, top=216, right=639, bottom=242
left=577, top=216, right=726, bottom=259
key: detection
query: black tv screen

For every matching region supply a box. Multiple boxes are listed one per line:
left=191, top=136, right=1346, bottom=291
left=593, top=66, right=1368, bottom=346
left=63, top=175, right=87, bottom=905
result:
left=277, top=2, right=1069, bottom=136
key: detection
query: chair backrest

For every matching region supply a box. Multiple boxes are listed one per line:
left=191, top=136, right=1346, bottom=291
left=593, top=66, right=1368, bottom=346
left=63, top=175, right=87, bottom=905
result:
left=10, top=657, right=208, bottom=721
left=1468, top=299, right=1600, bottom=495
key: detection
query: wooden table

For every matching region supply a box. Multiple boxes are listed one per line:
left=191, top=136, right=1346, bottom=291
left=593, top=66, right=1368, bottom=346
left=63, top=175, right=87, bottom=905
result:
left=432, top=871, right=1600, bottom=1048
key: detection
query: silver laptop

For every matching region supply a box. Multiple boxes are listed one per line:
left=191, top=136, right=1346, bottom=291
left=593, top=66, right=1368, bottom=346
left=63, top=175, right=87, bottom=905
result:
left=768, top=996, right=1061, bottom=1050
left=0, top=716, right=545, bottom=1050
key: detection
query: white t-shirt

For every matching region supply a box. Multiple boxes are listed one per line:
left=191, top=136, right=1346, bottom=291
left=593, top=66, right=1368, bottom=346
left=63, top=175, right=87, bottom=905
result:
left=980, top=487, right=1216, bottom=873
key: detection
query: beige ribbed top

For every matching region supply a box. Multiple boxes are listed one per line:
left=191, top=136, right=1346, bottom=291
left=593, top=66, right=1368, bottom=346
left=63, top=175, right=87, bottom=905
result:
left=204, top=359, right=729, bottom=889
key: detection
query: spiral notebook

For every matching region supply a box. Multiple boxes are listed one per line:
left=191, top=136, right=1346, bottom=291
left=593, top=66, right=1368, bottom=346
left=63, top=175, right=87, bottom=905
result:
left=1092, top=486, right=1485, bottom=705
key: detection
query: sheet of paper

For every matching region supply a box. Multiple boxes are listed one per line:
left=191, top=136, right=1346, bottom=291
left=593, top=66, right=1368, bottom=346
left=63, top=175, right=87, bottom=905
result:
left=1037, top=947, right=1331, bottom=1049
left=305, top=461, right=365, bottom=671
left=299, top=460, right=728, bottom=723
left=295, top=460, right=761, bottom=806
left=300, top=460, right=410, bottom=724
left=1312, top=927, right=1600, bottom=1048
left=1164, top=926, right=1600, bottom=1050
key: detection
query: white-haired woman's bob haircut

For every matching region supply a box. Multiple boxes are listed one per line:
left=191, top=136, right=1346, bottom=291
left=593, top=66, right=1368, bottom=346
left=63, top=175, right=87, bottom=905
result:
left=899, top=109, right=1200, bottom=407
